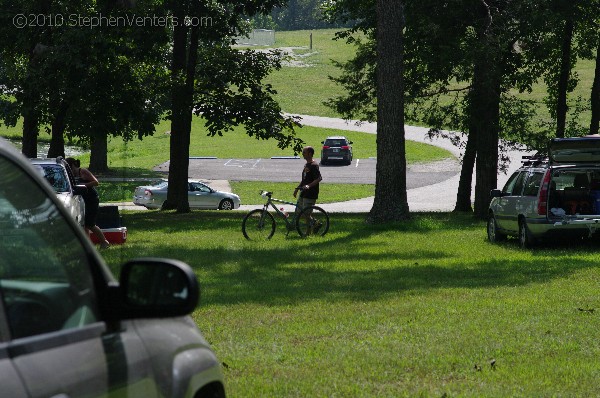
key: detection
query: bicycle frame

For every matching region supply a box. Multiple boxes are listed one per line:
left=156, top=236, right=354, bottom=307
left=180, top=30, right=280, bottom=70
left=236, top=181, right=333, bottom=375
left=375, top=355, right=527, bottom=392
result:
left=260, top=191, right=299, bottom=232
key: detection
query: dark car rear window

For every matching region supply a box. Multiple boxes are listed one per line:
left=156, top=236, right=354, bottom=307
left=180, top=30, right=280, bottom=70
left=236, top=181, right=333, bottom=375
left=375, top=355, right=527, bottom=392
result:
left=324, top=139, right=347, bottom=147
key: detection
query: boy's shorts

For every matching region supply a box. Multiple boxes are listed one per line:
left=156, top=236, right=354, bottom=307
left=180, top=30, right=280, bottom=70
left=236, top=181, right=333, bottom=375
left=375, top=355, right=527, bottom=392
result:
left=296, top=197, right=317, bottom=213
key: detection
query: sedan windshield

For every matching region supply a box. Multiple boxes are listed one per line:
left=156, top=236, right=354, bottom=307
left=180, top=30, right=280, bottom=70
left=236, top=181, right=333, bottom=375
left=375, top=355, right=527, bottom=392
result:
left=40, top=165, right=69, bottom=193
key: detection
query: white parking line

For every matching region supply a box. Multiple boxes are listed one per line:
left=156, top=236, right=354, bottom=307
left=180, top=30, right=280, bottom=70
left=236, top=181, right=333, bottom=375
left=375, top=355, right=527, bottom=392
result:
left=355, top=159, right=359, bottom=168
left=224, top=159, right=262, bottom=168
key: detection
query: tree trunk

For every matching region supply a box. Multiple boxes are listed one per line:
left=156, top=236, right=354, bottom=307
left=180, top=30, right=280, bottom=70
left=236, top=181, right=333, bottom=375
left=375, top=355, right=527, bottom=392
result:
left=89, top=133, right=108, bottom=172
left=453, top=132, right=476, bottom=212
left=22, top=112, right=39, bottom=158
left=48, top=101, right=68, bottom=158
left=556, top=18, right=574, bottom=138
left=164, top=1, right=199, bottom=213
left=367, top=0, right=409, bottom=223
left=472, top=59, right=501, bottom=219
left=21, top=79, right=39, bottom=157
left=590, top=35, right=600, bottom=135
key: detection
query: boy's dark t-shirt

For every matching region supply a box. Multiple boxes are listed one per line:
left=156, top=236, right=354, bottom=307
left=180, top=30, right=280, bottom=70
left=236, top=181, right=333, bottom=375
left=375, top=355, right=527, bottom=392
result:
left=300, top=160, right=322, bottom=199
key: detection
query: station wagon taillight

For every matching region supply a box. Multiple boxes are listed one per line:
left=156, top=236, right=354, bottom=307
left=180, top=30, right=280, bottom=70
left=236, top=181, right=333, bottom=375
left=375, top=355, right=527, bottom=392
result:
left=537, top=170, right=552, bottom=215
left=322, top=145, right=330, bottom=149
left=341, top=145, right=350, bottom=150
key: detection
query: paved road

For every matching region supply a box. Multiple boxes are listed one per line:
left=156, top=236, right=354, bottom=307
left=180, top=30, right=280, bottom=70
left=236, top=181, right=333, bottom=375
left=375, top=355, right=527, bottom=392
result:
left=276, top=115, right=532, bottom=212
left=157, top=157, right=460, bottom=189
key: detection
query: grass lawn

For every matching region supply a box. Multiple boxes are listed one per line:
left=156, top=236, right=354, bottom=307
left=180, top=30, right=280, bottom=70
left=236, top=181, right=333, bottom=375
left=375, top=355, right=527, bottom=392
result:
left=102, top=211, right=600, bottom=397
left=229, top=181, right=375, bottom=204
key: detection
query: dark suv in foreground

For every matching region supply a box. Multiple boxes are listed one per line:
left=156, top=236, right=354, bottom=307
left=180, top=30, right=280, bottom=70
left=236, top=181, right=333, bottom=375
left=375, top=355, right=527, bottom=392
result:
left=321, top=136, right=353, bottom=165
left=488, top=136, right=600, bottom=248
left=0, top=139, right=225, bottom=397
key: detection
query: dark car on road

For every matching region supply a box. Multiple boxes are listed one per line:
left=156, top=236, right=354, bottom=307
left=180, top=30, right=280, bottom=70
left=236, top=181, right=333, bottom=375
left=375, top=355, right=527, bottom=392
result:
left=321, top=136, right=353, bottom=165
left=0, top=139, right=225, bottom=397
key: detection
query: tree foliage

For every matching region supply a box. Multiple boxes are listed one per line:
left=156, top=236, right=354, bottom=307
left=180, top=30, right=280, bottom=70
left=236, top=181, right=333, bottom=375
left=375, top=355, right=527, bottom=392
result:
left=0, top=0, right=171, bottom=167
left=249, top=0, right=348, bottom=30
left=163, top=0, right=303, bottom=212
left=1, top=0, right=302, bottom=209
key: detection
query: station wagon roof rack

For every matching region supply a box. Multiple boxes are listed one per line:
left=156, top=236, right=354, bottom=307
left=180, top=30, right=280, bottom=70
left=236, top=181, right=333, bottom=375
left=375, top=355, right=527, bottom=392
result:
left=521, top=152, right=548, bottom=167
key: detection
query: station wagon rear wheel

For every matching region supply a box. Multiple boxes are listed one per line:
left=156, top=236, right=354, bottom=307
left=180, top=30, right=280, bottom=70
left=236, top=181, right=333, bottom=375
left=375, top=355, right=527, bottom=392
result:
left=487, top=215, right=506, bottom=243
left=519, top=219, right=535, bottom=249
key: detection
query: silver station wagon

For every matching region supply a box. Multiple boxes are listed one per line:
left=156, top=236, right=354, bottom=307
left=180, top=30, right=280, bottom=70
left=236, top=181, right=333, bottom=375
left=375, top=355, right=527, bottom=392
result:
left=488, top=136, right=600, bottom=248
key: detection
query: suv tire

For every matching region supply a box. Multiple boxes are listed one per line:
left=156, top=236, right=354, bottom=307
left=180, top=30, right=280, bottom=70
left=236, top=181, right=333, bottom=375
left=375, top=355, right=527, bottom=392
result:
left=519, top=219, right=535, bottom=249
left=487, top=215, right=506, bottom=243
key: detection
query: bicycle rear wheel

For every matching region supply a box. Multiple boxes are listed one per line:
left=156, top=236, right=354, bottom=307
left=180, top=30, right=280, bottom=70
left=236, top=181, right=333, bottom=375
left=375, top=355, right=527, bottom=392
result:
left=242, top=209, right=276, bottom=240
left=296, top=206, right=329, bottom=237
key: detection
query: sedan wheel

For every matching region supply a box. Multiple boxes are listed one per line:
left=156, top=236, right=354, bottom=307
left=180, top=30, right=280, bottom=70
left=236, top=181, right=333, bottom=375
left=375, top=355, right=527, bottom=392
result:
left=219, top=199, right=234, bottom=210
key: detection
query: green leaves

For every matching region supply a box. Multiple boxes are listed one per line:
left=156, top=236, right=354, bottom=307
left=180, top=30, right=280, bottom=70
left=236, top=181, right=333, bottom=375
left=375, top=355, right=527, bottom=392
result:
left=194, top=46, right=303, bottom=153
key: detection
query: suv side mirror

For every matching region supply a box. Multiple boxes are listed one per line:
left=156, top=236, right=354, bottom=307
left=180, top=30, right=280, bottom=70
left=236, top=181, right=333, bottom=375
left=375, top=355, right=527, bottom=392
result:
left=490, top=189, right=504, bottom=198
left=73, top=185, right=88, bottom=195
left=114, top=258, right=200, bottom=319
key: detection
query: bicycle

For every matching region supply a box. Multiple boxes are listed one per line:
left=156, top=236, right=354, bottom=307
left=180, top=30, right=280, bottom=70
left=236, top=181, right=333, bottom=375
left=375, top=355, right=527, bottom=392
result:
left=242, top=190, right=330, bottom=240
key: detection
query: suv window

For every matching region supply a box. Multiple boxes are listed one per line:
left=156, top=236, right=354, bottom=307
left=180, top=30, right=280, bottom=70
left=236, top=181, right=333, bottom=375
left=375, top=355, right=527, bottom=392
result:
left=523, top=172, right=543, bottom=196
left=552, top=171, right=589, bottom=190
left=502, top=172, right=519, bottom=194
left=0, top=157, right=98, bottom=339
left=502, top=171, right=519, bottom=194
left=511, top=172, right=527, bottom=196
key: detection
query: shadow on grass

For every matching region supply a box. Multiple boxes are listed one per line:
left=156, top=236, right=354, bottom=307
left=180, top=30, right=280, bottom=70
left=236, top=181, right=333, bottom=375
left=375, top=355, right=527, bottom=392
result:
left=108, top=211, right=600, bottom=306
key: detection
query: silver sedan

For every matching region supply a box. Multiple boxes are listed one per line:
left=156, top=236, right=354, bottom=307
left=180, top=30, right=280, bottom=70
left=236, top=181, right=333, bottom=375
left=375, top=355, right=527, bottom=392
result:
left=134, top=180, right=241, bottom=210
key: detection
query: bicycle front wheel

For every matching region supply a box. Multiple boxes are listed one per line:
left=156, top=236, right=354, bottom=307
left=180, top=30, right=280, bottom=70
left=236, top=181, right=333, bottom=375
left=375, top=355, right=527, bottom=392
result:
left=242, top=209, right=276, bottom=240
left=296, top=206, right=329, bottom=238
